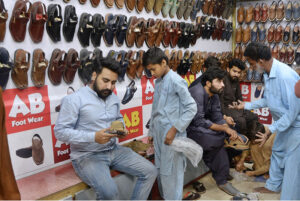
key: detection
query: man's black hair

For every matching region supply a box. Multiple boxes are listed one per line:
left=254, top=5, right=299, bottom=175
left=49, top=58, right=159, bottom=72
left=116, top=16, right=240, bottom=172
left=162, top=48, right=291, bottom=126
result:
left=96, top=57, right=121, bottom=76
left=244, top=42, right=272, bottom=61
left=204, top=56, right=221, bottom=69
left=142, top=47, right=169, bottom=67
left=228, top=58, right=246, bottom=70
left=201, top=67, right=226, bottom=86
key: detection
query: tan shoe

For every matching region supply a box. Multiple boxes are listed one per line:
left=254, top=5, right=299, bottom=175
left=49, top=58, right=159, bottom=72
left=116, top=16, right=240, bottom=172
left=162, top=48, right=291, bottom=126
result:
left=235, top=26, right=242, bottom=43
left=268, top=1, right=277, bottom=21
left=245, top=4, right=253, bottom=24
left=242, top=25, right=250, bottom=44
left=237, top=5, right=245, bottom=24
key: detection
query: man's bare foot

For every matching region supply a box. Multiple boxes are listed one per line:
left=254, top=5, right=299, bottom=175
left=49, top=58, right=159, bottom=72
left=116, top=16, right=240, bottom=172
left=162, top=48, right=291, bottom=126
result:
left=253, top=187, right=278, bottom=194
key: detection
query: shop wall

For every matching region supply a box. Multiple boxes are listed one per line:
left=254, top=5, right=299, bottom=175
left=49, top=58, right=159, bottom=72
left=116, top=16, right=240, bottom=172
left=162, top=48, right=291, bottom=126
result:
left=1, top=0, right=232, bottom=179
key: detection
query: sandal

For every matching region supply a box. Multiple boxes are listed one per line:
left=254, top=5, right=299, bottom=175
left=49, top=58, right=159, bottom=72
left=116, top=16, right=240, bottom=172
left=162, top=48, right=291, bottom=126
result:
left=183, top=191, right=200, bottom=200
left=192, top=181, right=206, bottom=194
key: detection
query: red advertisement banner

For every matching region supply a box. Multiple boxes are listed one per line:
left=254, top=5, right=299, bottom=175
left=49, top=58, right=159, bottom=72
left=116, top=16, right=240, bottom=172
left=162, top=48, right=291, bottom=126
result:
left=120, top=106, right=143, bottom=142
left=3, top=86, right=51, bottom=134
left=181, top=72, right=196, bottom=87
left=141, top=75, right=155, bottom=105
left=51, top=125, right=71, bottom=163
left=240, top=82, right=251, bottom=102
left=253, top=108, right=272, bottom=125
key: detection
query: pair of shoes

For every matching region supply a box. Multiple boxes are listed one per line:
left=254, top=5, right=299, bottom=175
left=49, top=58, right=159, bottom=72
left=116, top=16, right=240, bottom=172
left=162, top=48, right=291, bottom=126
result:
left=192, top=181, right=206, bottom=193
left=183, top=191, right=201, bottom=200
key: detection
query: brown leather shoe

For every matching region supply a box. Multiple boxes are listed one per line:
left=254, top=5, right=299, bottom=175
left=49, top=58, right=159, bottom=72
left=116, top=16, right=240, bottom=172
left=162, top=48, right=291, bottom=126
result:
left=208, top=0, right=216, bottom=16
left=245, top=4, right=253, bottom=24
left=269, top=1, right=277, bottom=21
left=275, top=24, right=283, bottom=43
left=169, top=50, right=177, bottom=71
left=162, top=20, right=172, bottom=47
left=12, top=49, right=30, bottom=89
left=260, top=3, right=269, bottom=22
left=174, top=50, right=182, bottom=72
left=286, top=46, right=295, bottom=65
left=170, top=21, right=181, bottom=48
left=31, top=49, right=48, bottom=88
left=63, top=48, right=80, bottom=84
left=0, top=2, right=8, bottom=42
left=234, top=45, right=240, bottom=59
left=9, top=0, right=32, bottom=42
left=126, top=16, right=139, bottom=48
left=237, top=5, right=245, bottom=24
left=202, top=0, right=211, bottom=15
left=235, top=26, right=242, bottom=44
left=48, top=49, right=66, bottom=86
left=145, top=19, right=161, bottom=48
left=90, top=0, right=101, bottom=7
left=127, top=51, right=138, bottom=80
left=115, top=0, right=125, bottom=8
left=145, top=0, right=155, bottom=12
left=154, top=0, right=164, bottom=15
left=271, top=44, right=279, bottom=59
left=279, top=45, right=286, bottom=63
left=241, top=45, right=246, bottom=62
left=276, top=0, right=284, bottom=21
left=254, top=3, right=260, bottom=22
left=78, top=0, right=87, bottom=4
left=190, top=51, right=199, bottom=74
left=136, top=50, right=144, bottom=79
left=155, top=19, right=166, bottom=47
left=242, top=25, right=250, bottom=44
left=104, top=0, right=114, bottom=8
left=125, top=0, right=135, bottom=11
left=136, top=0, right=145, bottom=13
left=135, top=18, right=147, bottom=48
left=29, top=2, right=47, bottom=43
left=267, top=23, right=275, bottom=43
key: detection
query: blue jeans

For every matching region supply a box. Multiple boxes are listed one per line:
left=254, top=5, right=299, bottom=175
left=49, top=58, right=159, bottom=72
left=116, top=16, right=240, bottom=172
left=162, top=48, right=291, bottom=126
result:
left=72, top=145, right=157, bottom=200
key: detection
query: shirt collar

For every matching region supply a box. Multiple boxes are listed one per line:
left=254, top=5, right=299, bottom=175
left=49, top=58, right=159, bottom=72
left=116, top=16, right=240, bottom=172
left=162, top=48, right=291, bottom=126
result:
left=266, top=58, right=278, bottom=79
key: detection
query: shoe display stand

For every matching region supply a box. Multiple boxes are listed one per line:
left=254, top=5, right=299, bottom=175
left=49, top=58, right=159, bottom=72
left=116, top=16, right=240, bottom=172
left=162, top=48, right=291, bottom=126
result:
left=1, top=0, right=233, bottom=184
left=234, top=0, right=300, bottom=83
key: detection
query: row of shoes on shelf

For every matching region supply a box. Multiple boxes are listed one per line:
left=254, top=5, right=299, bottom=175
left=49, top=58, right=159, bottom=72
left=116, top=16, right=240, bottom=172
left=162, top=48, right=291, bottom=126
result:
left=237, top=1, right=300, bottom=24
left=235, top=44, right=300, bottom=66
left=236, top=23, right=300, bottom=44
left=62, top=0, right=233, bottom=21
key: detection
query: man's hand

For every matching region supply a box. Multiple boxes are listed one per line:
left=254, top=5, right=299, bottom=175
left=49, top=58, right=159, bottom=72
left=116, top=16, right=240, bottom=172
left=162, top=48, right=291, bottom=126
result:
left=245, top=171, right=255, bottom=177
left=117, top=129, right=129, bottom=139
left=95, top=128, right=117, bottom=144
left=255, top=129, right=271, bottom=147
left=229, top=100, right=245, bottom=110
left=148, top=136, right=153, bottom=145
left=224, top=115, right=236, bottom=126
left=225, top=127, right=244, bottom=143
left=164, top=126, right=177, bottom=145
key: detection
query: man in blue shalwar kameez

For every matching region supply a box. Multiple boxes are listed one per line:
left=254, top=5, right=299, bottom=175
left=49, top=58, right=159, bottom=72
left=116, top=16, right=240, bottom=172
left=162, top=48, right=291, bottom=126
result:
left=143, top=47, right=197, bottom=200
left=232, top=42, right=300, bottom=200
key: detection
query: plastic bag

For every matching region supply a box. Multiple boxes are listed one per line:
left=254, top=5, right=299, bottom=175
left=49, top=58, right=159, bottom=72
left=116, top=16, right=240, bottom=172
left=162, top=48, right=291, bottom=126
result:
left=170, top=137, right=203, bottom=167
left=230, top=169, right=254, bottom=182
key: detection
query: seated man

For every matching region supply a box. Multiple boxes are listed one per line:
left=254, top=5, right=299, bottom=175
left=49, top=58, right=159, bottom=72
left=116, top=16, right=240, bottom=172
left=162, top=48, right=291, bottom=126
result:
left=54, top=57, right=157, bottom=200
left=187, top=67, right=243, bottom=196
left=219, top=58, right=264, bottom=142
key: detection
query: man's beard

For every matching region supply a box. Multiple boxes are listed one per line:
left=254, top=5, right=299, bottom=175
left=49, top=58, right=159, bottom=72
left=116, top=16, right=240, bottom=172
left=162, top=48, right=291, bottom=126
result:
left=93, top=82, right=112, bottom=100
left=230, top=75, right=239, bottom=81
left=210, top=85, right=223, bottom=94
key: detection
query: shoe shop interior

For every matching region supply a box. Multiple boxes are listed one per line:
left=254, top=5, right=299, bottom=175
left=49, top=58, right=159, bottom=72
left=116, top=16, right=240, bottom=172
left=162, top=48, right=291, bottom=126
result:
left=0, top=0, right=300, bottom=200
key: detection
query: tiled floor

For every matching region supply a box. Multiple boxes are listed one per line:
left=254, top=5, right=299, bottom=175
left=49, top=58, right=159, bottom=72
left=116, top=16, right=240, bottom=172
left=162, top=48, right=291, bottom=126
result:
left=183, top=169, right=280, bottom=200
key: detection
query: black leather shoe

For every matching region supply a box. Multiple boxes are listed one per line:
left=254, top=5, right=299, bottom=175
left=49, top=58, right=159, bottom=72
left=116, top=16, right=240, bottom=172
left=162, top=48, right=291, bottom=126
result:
left=115, top=15, right=128, bottom=47
left=78, top=49, right=93, bottom=85
left=104, top=14, right=118, bottom=47
left=91, top=14, right=105, bottom=47
left=0, top=47, right=12, bottom=90
left=116, top=50, right=128, bottom=82
left=63, top=5, right=78, bottom=42
left=46, top=4, right=63, bottom=42
left=122, top=80, right=137, bottom=104
left=77, top=13, right=93, bottom=47
left=16, top=147, right=32, bottom=158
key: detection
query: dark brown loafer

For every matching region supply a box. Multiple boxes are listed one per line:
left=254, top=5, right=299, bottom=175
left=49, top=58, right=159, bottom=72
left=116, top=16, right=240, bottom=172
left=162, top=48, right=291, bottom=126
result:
left=12, top=49, right=30, bottom=90
left=48, top=49, right=66, bottom=86
left=63, top=48, right=80, bottom=84
left=31, top=49, right=48, bottom=88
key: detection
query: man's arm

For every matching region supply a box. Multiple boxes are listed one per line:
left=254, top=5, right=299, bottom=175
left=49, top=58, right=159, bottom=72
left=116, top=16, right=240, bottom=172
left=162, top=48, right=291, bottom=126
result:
left=268, top=78, right=300, bottom=133
left=54, top=96, right=95, bottom=143
left=244, top=98, right=268, bottom=110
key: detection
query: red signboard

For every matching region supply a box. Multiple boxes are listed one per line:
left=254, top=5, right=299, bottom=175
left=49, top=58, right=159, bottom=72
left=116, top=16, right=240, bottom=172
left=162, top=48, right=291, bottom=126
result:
left=240, top=82, right=251, bottom=102
left=253, top=108, right=272, bottom=125
left=120, top=106, right=143, bottom=142
left=51, top=125, right=71, bottom=163
left=3, top=86, right=51, bottom=134
left=141, top=75, right=155, bottom=105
